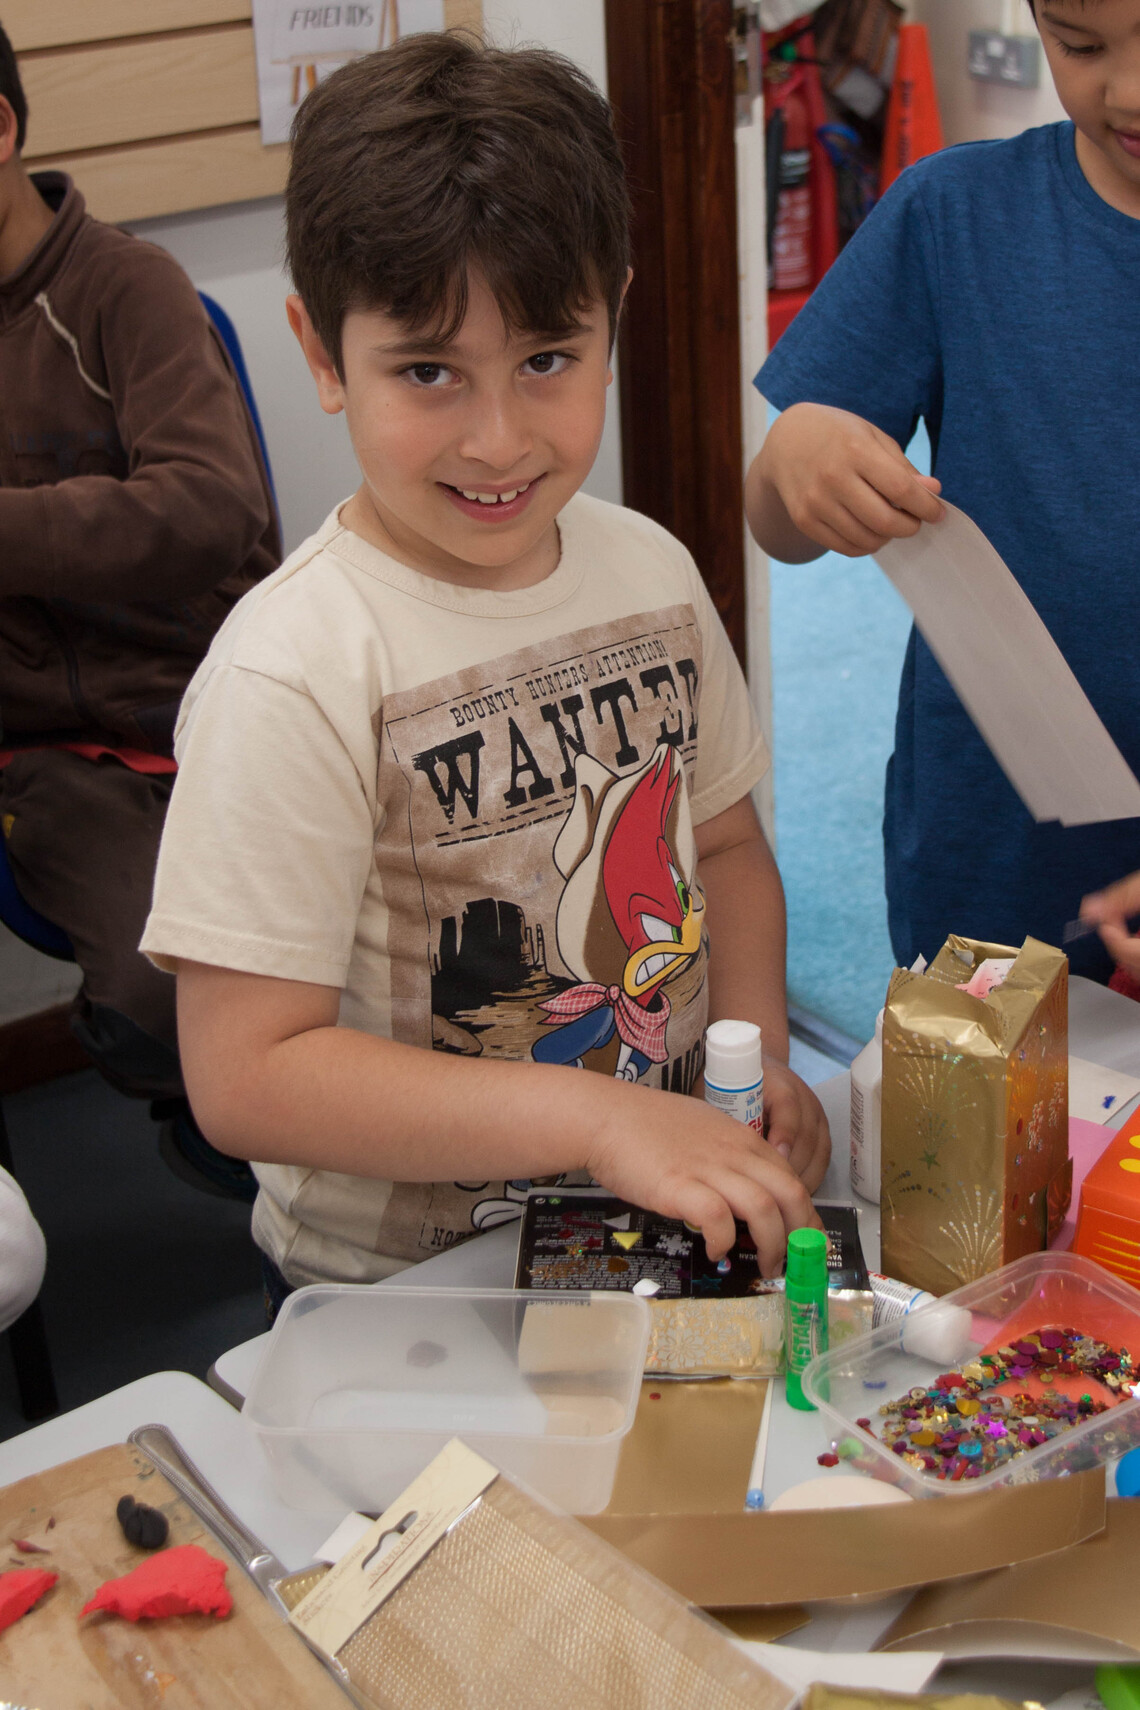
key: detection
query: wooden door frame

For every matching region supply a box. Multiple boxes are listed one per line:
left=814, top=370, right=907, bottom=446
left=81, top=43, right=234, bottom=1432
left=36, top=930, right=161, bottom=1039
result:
left=605, top=0, right=747, bottom=663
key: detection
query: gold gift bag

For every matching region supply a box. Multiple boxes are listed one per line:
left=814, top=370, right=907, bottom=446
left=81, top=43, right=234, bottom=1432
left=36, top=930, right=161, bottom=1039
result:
left=880, top=934, right=1069, bottom=1297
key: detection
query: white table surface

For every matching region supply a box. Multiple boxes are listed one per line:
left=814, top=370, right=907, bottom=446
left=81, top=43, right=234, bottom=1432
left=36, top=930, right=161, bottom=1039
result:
left=0, top=1370, right=344, bottom=1570
left=1, top=975, right=1136, bottom=1698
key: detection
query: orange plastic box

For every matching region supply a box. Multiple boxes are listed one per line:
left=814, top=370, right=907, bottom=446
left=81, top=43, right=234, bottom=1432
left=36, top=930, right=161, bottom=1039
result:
left=1073, top=1106, right=1140, bottom=1288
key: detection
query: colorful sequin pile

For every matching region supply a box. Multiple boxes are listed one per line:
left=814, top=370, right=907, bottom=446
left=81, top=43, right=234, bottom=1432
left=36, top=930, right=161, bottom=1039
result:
left=869, top=1327, right=1136, bottom=1481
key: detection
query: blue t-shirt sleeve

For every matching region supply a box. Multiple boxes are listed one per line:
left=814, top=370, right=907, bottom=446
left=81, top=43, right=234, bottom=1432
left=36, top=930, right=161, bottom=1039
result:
left=756, top=166, right=943, bottom=452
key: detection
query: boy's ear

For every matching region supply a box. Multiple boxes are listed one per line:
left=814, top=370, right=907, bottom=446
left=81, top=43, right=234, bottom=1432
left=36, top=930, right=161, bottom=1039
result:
left=286, top=294, right=346, bottom=416
left=607, top=267, right=634, bottom=382
left=0, top=97, right=20, bottom=170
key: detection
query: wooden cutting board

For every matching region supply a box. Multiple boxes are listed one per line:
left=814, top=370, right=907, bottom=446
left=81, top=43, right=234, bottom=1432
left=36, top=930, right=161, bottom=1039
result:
left=0, top=1441, right=351, bottom=1707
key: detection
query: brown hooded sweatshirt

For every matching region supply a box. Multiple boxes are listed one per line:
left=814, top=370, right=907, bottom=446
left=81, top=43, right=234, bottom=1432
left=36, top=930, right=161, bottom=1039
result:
left=0, top=172, right=280, bottom=751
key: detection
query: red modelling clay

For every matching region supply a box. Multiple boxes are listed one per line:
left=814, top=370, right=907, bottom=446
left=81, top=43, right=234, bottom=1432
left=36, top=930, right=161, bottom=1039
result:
left=0, top=1566, right=58, bottom=1631
left=80, top=1543, right=232, bottom=1621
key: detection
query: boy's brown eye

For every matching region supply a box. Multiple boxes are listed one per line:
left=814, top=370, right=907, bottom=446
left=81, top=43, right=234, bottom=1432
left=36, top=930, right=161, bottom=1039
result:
left=411, top=363, right=443, bottom=384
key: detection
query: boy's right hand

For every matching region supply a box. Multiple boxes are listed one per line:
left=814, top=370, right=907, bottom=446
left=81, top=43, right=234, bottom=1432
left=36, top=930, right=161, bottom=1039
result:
left=759, top=402, right=943, bottom=558
left=586, top=1086, right=820, bottom=1277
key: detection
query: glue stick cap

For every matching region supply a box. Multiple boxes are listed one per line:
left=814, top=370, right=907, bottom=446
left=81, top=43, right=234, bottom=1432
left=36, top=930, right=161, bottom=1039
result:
left=704, top=1019, right=762, bottom=1089
left=786, top=1226, right=828, bottom=1286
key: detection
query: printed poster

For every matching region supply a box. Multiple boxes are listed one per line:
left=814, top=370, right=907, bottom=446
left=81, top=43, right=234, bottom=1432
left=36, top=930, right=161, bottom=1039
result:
left=368, top=608, right=713, bottom=1256
left=251, top=0, right=446, bottom=144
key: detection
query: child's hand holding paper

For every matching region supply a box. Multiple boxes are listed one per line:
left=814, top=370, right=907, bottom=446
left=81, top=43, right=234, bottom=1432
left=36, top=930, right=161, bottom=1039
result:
left=748, top=402, right=943, bottom=561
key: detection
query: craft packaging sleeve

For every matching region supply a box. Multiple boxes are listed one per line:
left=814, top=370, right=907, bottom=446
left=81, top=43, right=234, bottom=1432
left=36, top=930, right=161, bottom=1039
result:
left=281, top=1438, right=794, bottom=1710
left=880, top=934, right=1070, bottom=1297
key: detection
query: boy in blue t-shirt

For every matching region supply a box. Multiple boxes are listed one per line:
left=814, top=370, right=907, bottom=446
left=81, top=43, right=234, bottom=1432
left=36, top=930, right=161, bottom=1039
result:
left=747, top=0, right=1140, bottom=980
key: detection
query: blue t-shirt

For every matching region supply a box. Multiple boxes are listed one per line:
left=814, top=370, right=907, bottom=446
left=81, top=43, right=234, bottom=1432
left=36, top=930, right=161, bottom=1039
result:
left=757, top=122, right=1140, bottom=979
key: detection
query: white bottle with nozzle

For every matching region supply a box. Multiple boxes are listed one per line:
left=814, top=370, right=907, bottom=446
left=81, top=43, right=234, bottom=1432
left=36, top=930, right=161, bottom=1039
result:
left=849, top=1008, right=884, bottom=1205
left=704, top=1019, right=763, bottom=1131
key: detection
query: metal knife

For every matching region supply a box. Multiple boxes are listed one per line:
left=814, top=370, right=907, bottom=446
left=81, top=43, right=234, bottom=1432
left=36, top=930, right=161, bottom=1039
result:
left=128, top=1423, right=364, bottom=1704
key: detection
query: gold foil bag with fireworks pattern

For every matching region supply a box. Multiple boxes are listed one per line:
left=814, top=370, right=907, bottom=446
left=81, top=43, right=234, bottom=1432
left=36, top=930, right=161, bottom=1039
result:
left=880, top=934, right=1069, bottom=1297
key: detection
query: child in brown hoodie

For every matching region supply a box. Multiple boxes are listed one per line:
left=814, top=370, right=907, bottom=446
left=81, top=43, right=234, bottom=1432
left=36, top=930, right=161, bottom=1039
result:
left=0, top=23, right=280, bottom=1195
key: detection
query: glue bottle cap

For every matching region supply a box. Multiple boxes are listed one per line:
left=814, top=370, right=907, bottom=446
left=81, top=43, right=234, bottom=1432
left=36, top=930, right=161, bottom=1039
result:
left=705, top=1019, right=762, bottom=1089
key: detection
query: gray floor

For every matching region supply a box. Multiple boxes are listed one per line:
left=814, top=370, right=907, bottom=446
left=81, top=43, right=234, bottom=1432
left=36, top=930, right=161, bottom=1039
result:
left=0, top=1040, right=845, bottom=1442
left=0, top=1068, right=264, bottom=1442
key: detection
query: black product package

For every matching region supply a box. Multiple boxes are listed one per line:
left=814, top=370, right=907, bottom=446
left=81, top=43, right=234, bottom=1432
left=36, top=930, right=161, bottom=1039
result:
left=514, top=1193, right=870, bottom=1375
left=515, top=1191, right=867, bottom=1297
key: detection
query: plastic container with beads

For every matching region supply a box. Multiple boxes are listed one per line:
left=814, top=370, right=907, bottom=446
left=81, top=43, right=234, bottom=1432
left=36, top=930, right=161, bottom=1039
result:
left=801, top=1251, right=1140, bottom=1498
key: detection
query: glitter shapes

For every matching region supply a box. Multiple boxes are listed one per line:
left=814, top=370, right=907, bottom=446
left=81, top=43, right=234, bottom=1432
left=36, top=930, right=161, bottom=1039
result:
left=868, top=1326, right=1136, bottom=1482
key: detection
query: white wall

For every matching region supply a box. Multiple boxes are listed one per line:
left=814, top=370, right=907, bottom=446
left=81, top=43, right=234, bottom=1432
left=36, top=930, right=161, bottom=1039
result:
left=126, top=0, right=620, bottom=556
left=909, top=0, right=1067, bottom=145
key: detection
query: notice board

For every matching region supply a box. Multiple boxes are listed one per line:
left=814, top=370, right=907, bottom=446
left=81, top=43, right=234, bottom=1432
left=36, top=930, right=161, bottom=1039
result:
left=8, top=0, right=482, bottom=224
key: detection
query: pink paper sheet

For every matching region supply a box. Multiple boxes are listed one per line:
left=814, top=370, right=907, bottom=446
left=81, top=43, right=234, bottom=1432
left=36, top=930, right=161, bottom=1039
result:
left=1051, top=1117, right=1117, bottom=1252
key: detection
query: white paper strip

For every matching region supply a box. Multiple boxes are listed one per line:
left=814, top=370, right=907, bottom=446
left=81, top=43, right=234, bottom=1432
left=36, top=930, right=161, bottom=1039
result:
left=874, top=503, right=1140, bottom=827
left=734, top=1641, right=942, bottom=1693
left=1068, top=1055, right=1140, bottom=1124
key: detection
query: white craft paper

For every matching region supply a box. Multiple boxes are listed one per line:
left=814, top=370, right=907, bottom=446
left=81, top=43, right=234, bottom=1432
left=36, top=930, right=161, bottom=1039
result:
left=882, top=1621, right=1140, bottom=1665
left=734, top=1642, right=942, bottom=1694
left=315, top=1510, right=374, bottom=1565
left=874, top=503, right=1140, bottom=827
left=251, top=0, right=445, bottom=144
left=1069, top=1054, right=1140, bottom=1124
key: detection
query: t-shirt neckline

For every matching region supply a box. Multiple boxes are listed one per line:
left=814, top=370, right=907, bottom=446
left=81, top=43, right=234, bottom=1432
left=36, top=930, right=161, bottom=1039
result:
left=1054, top=119, right=1140, bottom=241
left=325, top=496, right=588, bottom=617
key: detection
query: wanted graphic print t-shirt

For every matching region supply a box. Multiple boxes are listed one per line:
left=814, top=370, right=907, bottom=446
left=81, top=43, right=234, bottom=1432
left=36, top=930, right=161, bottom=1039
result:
left=143, top=494, right=770, bottom=1285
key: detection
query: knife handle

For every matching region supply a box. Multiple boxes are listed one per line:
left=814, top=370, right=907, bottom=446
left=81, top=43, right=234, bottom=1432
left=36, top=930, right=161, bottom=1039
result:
left=129, top=1422, right=281, bottom=1585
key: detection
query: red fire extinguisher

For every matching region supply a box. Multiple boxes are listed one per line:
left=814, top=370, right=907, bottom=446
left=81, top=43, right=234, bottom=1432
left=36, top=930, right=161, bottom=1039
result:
left=770, top=77, right=813, bottom=292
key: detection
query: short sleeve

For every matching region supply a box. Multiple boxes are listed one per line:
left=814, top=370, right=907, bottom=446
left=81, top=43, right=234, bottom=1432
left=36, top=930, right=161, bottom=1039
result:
left=756, top=164, right=943, bottom=451
left=141, top=663, right=376, bottom=985
left=685, top=562, right=771, bottom=825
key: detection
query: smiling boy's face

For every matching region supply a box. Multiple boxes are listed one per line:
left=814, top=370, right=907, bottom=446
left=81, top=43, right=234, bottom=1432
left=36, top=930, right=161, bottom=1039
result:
left=288, top=271, right=615, bottom=590
left=1036, top=0, right=1140, bottom=215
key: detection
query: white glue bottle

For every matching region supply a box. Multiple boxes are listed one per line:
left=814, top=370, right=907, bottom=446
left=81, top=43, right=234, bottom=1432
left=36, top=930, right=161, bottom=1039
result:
left=870, top=1273, right=973, bottom=1365
left=704, top=1019, right=763, bottom=1131
left=849, top=1008, right=884, bottom=1205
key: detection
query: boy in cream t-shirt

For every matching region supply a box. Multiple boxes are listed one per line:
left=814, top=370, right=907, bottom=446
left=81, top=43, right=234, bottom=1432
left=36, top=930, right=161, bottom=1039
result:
left=142, top=34, right=829, bottom=1305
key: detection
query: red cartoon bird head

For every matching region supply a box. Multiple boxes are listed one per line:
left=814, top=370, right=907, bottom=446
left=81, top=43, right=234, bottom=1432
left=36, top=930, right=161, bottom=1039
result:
left=551, top=744, right=704, bottom=1001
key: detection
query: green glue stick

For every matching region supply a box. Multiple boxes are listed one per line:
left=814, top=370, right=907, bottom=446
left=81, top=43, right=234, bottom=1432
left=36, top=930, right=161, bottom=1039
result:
left=785, top=1226, right=829, bottom=1411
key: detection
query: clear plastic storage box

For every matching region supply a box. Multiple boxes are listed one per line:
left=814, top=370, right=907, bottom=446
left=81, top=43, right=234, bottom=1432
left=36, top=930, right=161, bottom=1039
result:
left=803, top=1251, right=1140, bottom=1498
left=242, top=1284, right=650, bottom=1514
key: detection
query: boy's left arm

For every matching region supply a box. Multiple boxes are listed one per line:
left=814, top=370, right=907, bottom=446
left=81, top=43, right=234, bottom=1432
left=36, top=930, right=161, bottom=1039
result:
left=696, top=793, right=831, bottom=1191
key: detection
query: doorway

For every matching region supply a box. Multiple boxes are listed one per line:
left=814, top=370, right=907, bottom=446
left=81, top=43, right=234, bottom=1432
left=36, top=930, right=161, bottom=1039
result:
left=605, top=0, right=903, bottom=1066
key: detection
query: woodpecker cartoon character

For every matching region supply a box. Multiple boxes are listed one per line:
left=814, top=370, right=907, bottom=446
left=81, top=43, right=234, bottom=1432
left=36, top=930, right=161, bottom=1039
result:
left=532, top=743, right=705, bottom=1082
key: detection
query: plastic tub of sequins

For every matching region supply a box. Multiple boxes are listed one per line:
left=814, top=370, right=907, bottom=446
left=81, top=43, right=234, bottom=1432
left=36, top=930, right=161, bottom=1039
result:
left=243, top=1284, right=650, bottom=1515
left=801, top=1251, right=1140, bottom=1497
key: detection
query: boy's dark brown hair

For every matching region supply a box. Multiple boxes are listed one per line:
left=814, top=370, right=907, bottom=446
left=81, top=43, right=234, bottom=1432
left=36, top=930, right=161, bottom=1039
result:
left=0, top=22, right=29, bottom=151
left=285, top=32, right=630, bottom=374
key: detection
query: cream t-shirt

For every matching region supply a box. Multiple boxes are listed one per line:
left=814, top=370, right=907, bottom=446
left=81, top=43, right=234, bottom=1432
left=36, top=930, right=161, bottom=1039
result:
left=142, top=493, right=770, bottom=1284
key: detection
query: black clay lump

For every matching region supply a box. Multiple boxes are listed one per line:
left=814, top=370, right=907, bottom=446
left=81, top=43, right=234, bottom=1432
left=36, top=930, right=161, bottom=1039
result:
left=116, top=1494, right=169, bottom=1550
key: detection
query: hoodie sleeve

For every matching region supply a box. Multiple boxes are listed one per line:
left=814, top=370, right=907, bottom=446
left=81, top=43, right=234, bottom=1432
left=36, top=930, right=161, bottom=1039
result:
left=0, top=233, right=276, bottom=602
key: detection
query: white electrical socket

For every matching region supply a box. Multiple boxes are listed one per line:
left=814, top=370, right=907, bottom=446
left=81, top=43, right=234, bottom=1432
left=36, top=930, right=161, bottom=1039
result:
left=967, top=30, right=1040, bottom=88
